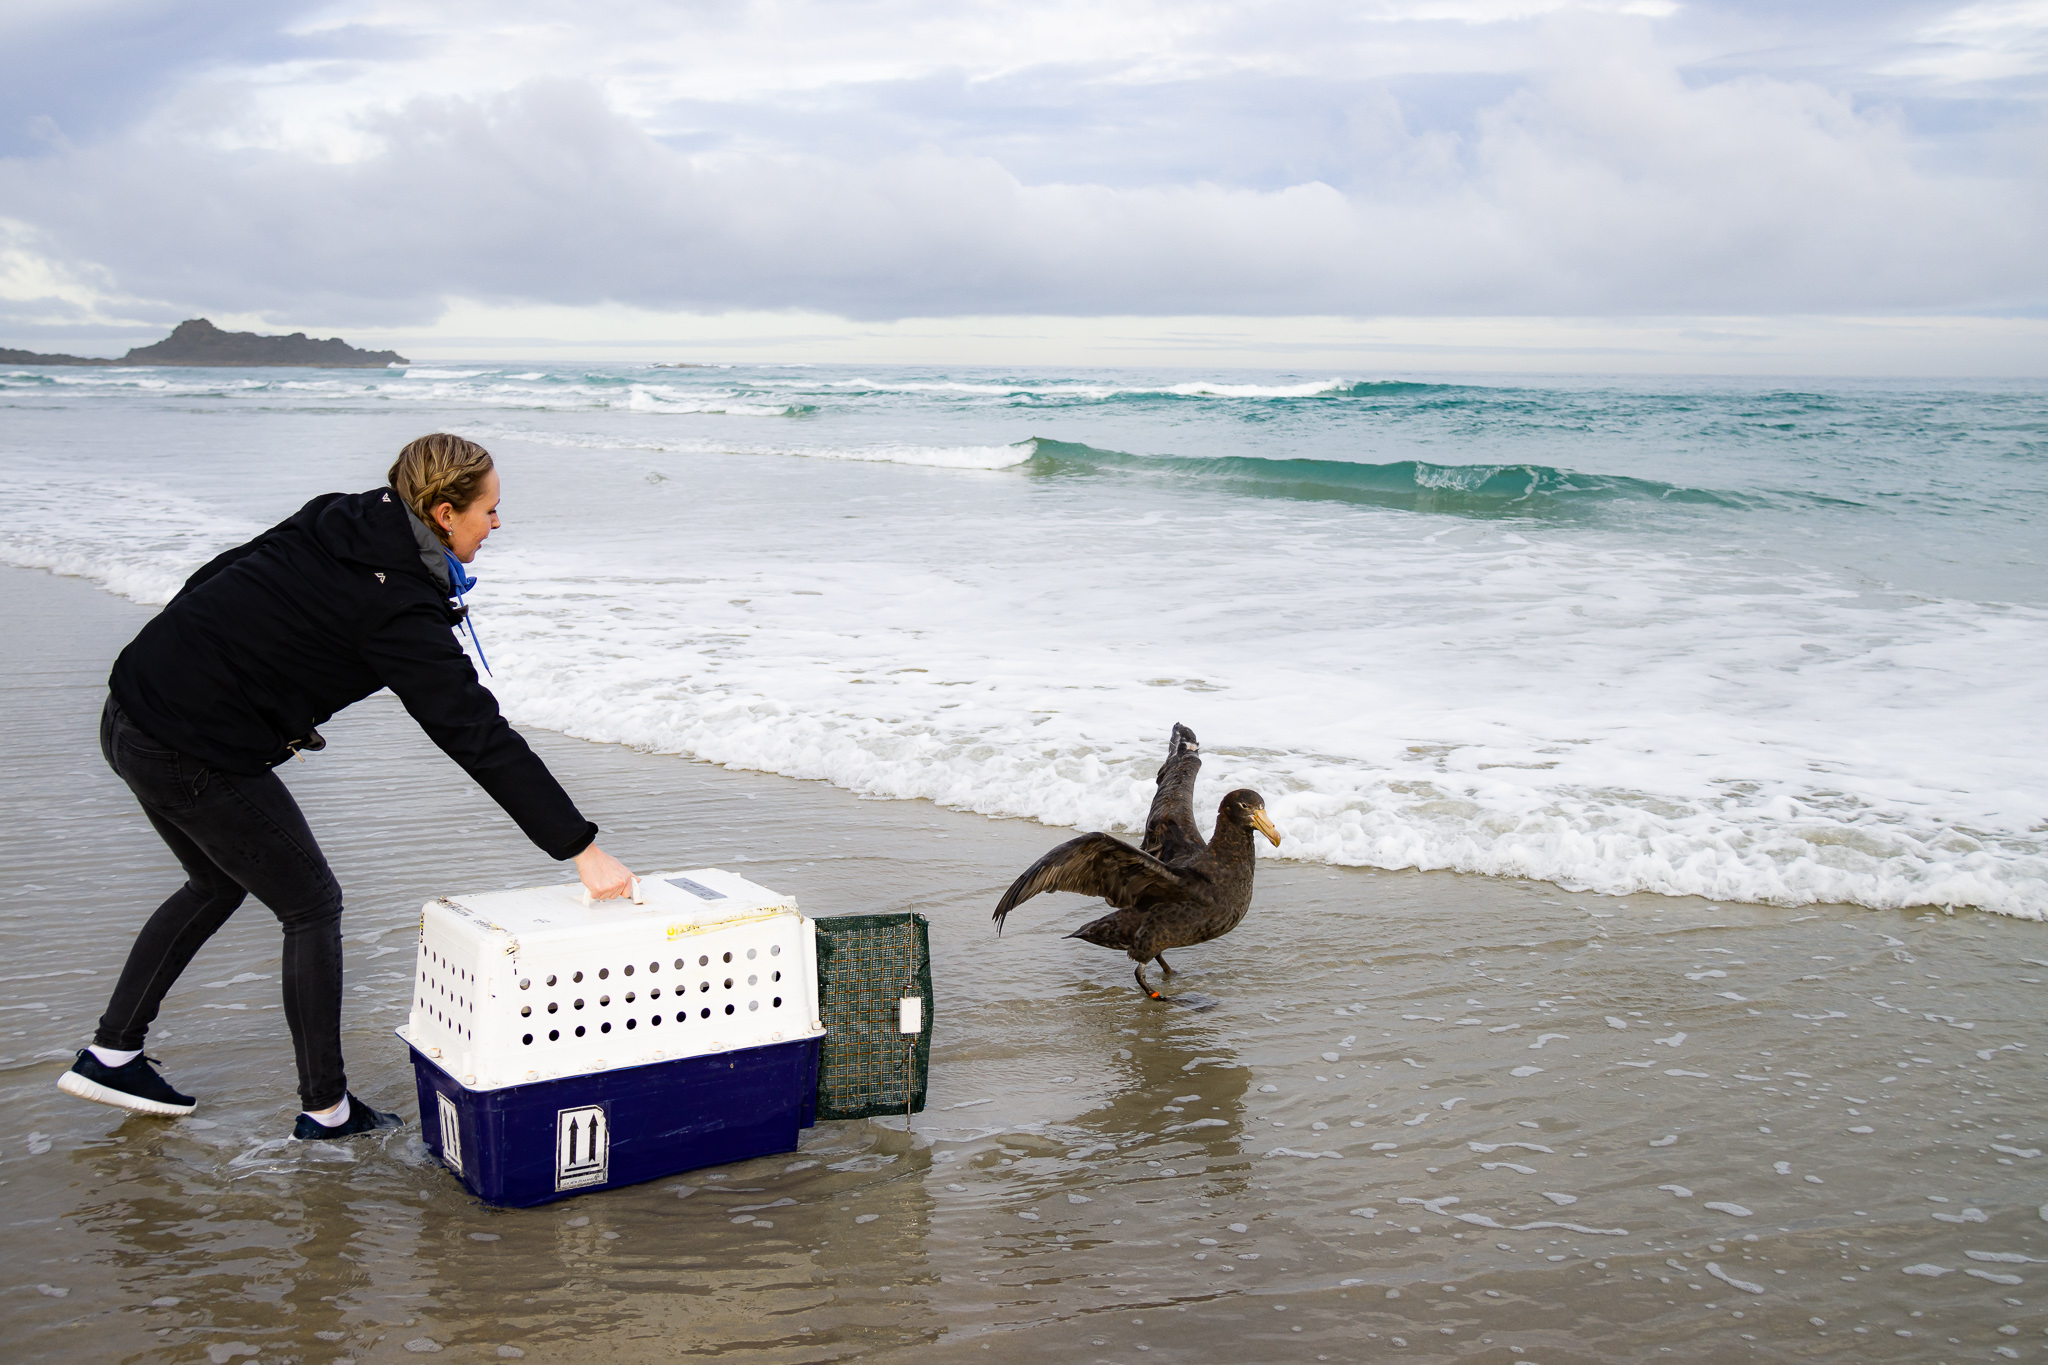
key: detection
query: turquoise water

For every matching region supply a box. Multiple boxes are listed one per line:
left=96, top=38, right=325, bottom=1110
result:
left=3, top=363, right=2044, bottom=917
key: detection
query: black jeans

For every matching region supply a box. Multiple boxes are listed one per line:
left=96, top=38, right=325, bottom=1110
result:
left=96, top=697, right=347, bottom=1109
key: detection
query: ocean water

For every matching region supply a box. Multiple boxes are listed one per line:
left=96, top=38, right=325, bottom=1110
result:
left=3, top=362, right=2044, bottom=919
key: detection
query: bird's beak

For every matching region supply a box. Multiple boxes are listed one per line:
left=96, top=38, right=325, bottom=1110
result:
left=1251, top=809, right=1282, bottom=847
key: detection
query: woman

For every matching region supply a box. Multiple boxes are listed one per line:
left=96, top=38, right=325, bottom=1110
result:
left=58, top=434, right=634, bottom=1139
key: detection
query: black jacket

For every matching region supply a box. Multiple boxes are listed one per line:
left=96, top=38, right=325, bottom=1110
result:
left=109, top=488, right=597, bottom=860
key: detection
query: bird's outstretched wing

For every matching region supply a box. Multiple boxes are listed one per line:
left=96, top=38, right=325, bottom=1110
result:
left=1141, top=722, right=1205, bottom=864
left=992, top=833, right=1188, bottom=932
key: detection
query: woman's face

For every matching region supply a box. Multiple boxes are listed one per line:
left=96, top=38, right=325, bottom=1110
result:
left=434, top=469, right=501, bottom=564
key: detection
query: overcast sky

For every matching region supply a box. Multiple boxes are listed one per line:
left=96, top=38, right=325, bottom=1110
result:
left=3, top=0, right=2045, bottom=366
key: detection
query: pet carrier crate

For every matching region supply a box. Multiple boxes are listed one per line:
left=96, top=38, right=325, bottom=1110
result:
left=398, top=868, right=825, bottom=1206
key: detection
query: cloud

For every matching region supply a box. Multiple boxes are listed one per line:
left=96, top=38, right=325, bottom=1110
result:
left=0, top=0, right=352, bottom=158
left=0, top=3, right=2043, bottom=328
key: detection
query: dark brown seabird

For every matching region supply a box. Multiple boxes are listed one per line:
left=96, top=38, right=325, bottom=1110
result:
left=992, top=724, right=1281, bottom=999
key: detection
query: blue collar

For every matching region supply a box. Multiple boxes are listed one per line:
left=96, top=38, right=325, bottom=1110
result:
left=442, top=551, right=491, bottom=675
left=443, top=550, right=477, bottom=595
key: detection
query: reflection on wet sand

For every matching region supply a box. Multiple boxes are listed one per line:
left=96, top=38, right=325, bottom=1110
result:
left=75, top=1102, right=956, bottom=1360
left=66, top=1115, right=440, bottom=1355
left=917, top=986, right=1254, bottom=1335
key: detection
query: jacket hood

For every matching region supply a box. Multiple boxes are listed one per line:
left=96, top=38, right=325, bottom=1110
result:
left=398, top=498, right=455, bottom=591
left=298, top=489, right=452, bottom=593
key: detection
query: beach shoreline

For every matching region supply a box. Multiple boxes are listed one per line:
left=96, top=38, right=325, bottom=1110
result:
left=3, top=562, right=2045, bottom=1364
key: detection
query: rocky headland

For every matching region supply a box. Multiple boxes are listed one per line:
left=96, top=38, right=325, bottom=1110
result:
left=1, top=318, right=407, bottom=368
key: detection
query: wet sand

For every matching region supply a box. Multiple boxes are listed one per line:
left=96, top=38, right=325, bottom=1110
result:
left=3, top=562, right=2045, bottom=1365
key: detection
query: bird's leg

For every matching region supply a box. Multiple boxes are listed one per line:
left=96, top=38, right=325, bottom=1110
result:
left=1156, top=953, right=1174, bottom=977
left=1134, top=964, right=1163, bottom=1000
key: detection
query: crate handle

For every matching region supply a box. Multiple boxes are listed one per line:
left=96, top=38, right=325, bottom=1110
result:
left=580, top=876, right=644, bottom=908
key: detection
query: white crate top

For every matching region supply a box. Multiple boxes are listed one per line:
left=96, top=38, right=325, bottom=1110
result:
left=397, top=868, right=824, bottom=1092
left=434, top=866, right=797, bottom=943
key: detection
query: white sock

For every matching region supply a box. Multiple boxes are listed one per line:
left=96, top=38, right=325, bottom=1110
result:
left=305, top=1095, right=352, bottom=1128
left=88, top=1045, right=142, bottom=1068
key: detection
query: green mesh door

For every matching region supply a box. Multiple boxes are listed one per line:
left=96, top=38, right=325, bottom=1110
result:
left=813, top=912, right=932, bottom=1120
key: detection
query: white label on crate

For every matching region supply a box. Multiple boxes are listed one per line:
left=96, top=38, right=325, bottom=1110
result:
left=437, top=1092, right=463, bottom=1175
left=899, top=996, right=923, bottom=1034
left=665, top=875, right=727, bottom=900
left=555, top=1105, right=610, bottom=1190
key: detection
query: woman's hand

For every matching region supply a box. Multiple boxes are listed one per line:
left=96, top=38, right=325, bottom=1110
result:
left=573, top=844, right=635, bottom=901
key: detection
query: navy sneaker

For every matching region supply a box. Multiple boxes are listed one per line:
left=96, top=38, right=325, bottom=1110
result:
left=57, top=1050, right=197, bottom=1116
left=292, top=1094, right=403, bottom=1141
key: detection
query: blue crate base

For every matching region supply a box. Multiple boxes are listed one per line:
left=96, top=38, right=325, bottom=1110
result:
left=410, top=1037, right=822, bottom=1207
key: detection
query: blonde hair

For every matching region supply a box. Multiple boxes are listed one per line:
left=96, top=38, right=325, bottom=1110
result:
left=388, top=434, right=494, bottom=546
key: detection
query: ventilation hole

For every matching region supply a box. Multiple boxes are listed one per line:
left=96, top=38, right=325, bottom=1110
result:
left=649, top=987, right=662, bottom=999
left=627, top=1018, right=638, bottom=1030
left=701, top=1008, right=710, bottom=1018
left=649, top=961, right=660, bottom=973
left=649, top=1014, right=661, bottom=1027
left=599, top=995, right=610, bottom=1007
left=520, top=1005, right=531, bottom=1017
left=575, top=1025, right=586, bottom=1037
left=548, top=1029, right=559, bottom=1041
left=748, top=1000, right=759, bottom=1012
left=623, top=965, right=634, bottom=977
left=724, top=977, right=733, bottom=990
left=601, top=1022, right=612, bottom=1034
left=523, top=1033, right=533, bottom=1046
left=598, top=968, right=609, bottom=980
left=674, top=958, right=685, bottom=970
left=722, top=952, right=732, bottom=963
left=572, top=971, right=584, bottom=983
left=574, top=998, right=585, bottom=1010
left=773, top=970, right=782, bottom=982
left=773, top=996, right=782, bottom=1007
left=698, top=955, right=709, bottom=967
left=724, top=1004, right=735, bottom=1015
left=547, top=1002, right=558, bottom=1014
left=546, top=974, right=558, bottom=986
left=747, top=974, right=757, bottom=986
left=700, top=981, right=710, bottom=992
left=624, top=991, right=635, bottom=1003
left=746, top=948, right=757, bottom=960
left=770, top=944, right=781, bottom=956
